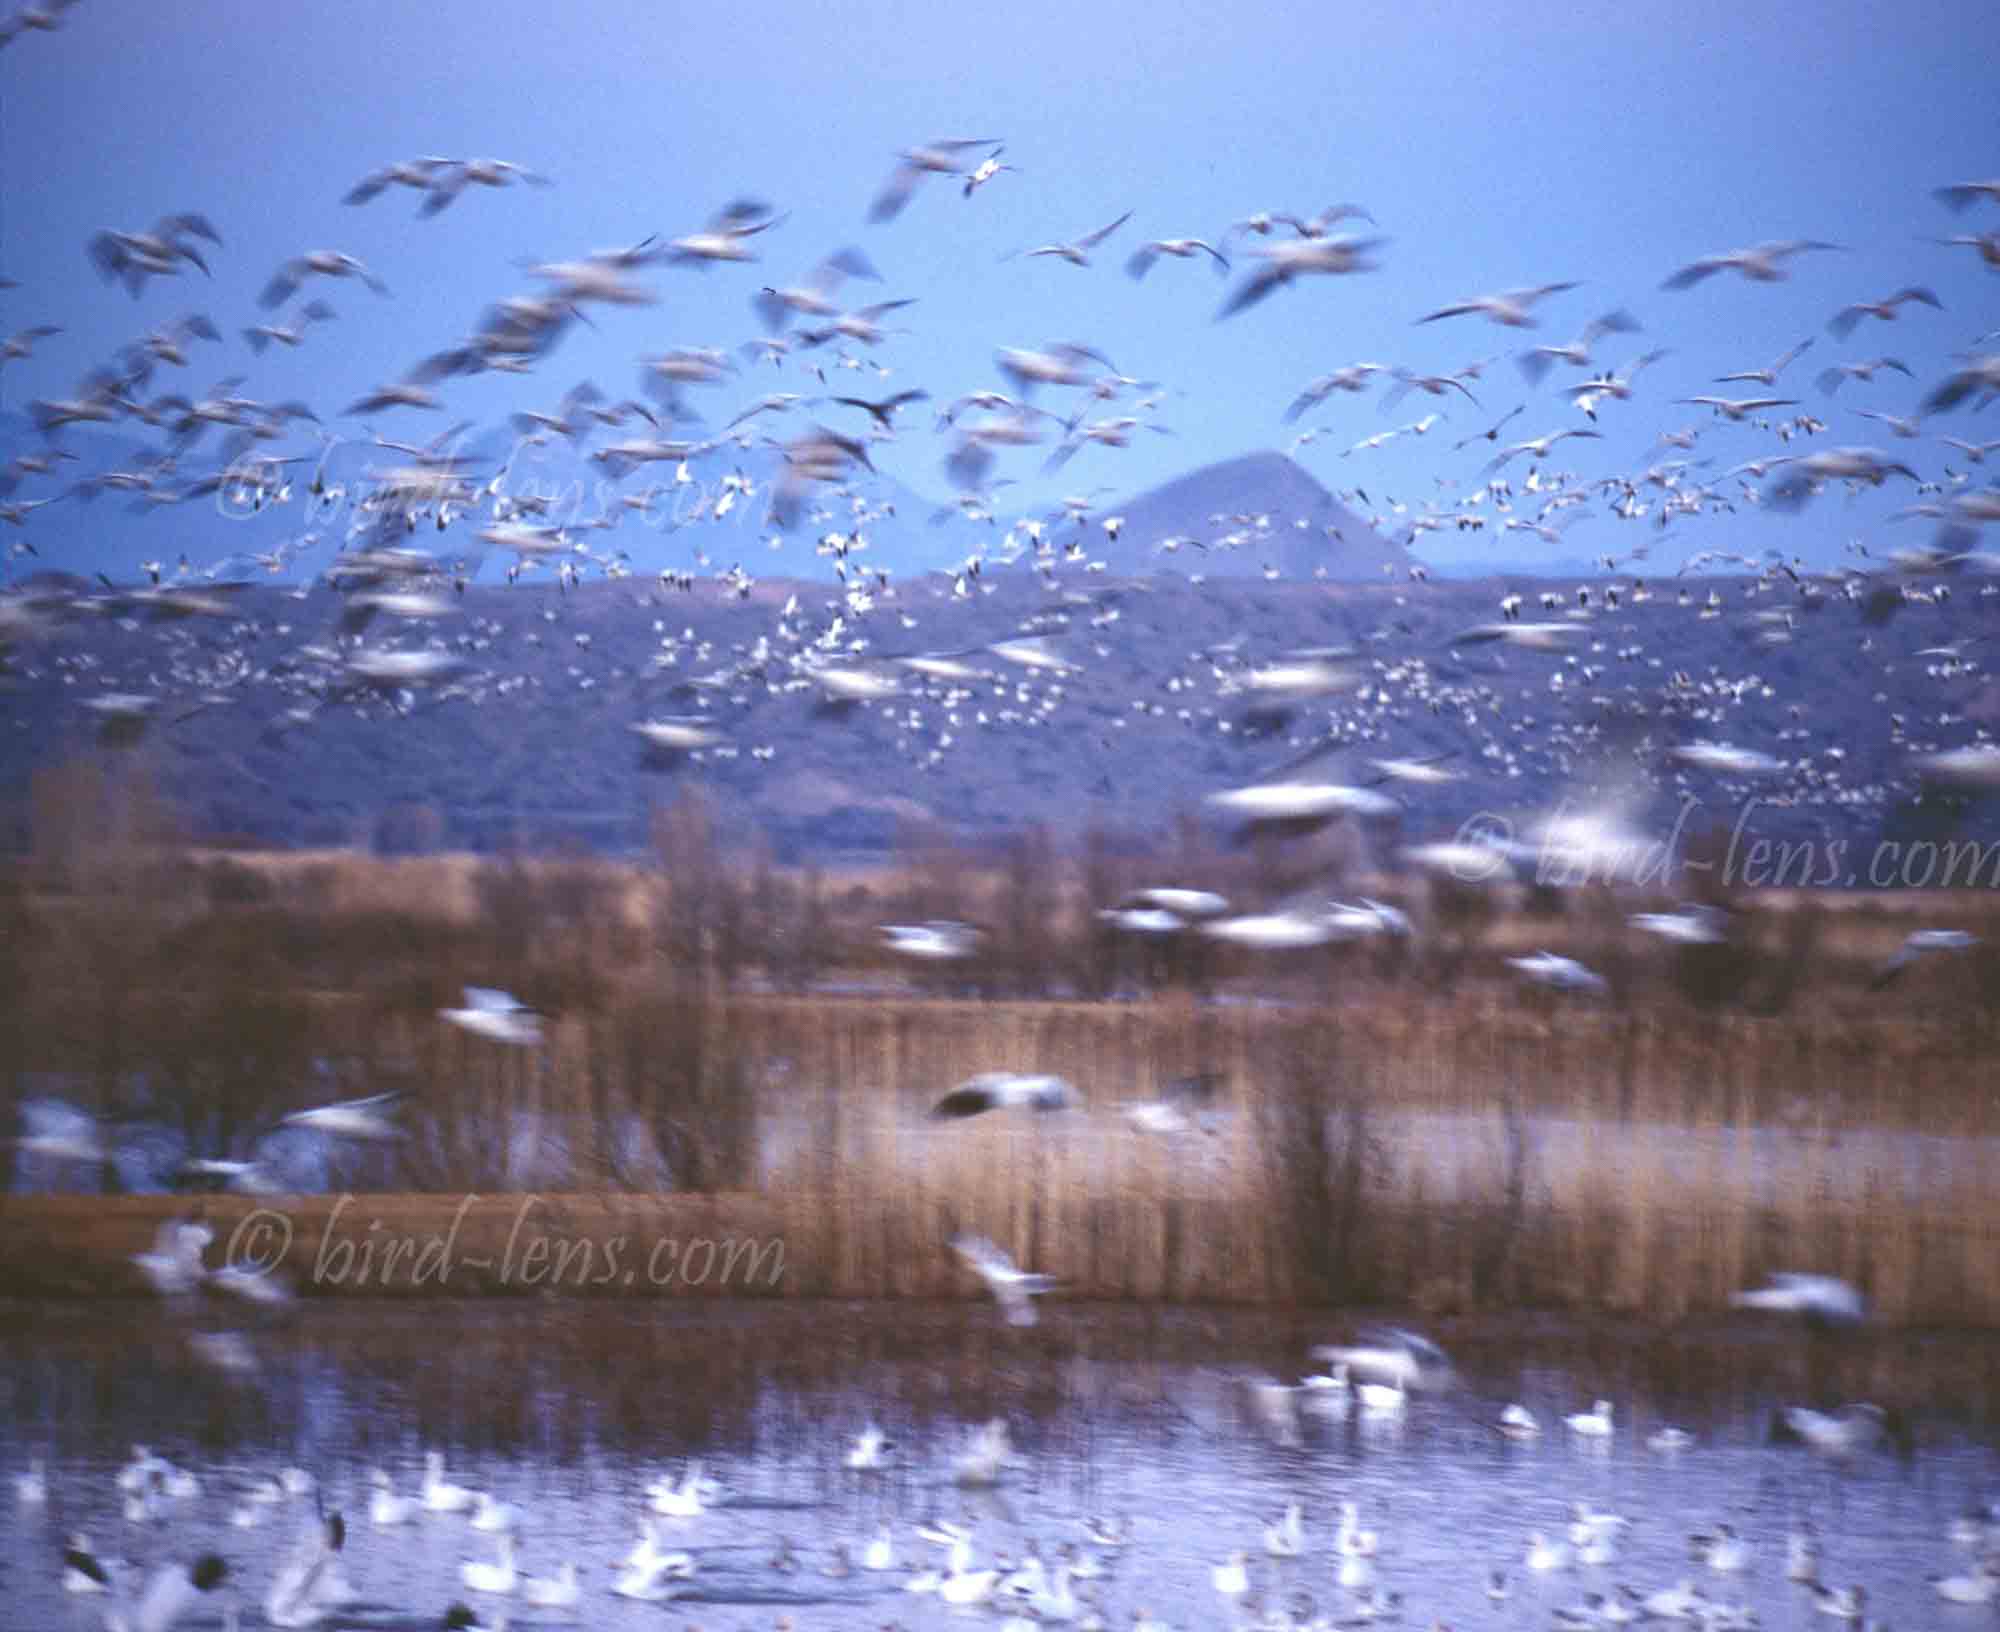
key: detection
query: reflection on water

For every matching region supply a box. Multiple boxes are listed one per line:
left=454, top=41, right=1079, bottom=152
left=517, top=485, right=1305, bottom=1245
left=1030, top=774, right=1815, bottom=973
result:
left=4, top=1301, right=1998, bottom=1629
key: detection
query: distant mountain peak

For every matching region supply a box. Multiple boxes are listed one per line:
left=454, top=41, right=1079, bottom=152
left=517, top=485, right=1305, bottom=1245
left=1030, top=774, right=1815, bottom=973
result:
left=1087, top=449, right=1404, bottom=579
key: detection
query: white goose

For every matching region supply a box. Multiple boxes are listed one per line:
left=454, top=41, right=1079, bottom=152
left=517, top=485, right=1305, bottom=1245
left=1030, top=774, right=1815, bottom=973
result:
left=264, top=1509, right=347, bottom=1628
left=423, top=1451, right=476, bottom=1513
left=845, top=1423, right=893, bottom=1470
left=368, top=1470, right=415, bottom=1527
left=470, top=1492, right=521, bottom=1533
left=1357, top=1373, right=1408, bottom=1416
left=1566, top=1400, right=1615, bottom=1438
left=940, top=1559, right=999, bottom=1607
left=521, top=1560, right=581, bottom=1609
left=649, top=1461, right=707, bottom=1518
left=1263, top=1501, right=1305, bottom=1557
left=862, top=1525, right=896, bottom=1572
left=461, top=1534, right=518, bottom=1596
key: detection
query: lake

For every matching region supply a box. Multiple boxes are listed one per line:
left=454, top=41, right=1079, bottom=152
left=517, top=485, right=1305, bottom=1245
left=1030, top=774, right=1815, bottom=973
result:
left=5, top=1300, right=1997, bottom=1628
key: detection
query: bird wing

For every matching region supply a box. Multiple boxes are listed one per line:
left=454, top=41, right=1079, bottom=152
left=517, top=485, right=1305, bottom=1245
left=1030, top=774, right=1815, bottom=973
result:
left=1216, top=264, right=1284, bottom=320
left=1076, top=209, right=1135, bottom=251
left=1661, top=259, right=1720, bottom=291
left=950, top=1233, right=1018, bottom=1284
left=930, top=1079, right=1002, bottom=1119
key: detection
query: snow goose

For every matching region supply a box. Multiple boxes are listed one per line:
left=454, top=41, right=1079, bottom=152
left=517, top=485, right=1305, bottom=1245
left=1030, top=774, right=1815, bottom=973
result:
left=862, top=1525, right=896, bottom=1571
left=368, top=1470, right=415, bottom=1527
left=1661, top=240, right=1843, bottom=289
left=1731, top=1272, right=1866, bottom=1326
left=470, top=1492, right=521, bottom=1533
left=648, top=1461, right=709, bottom=1518
left=1263, top=1501, right=1305, bottom=1557
left=460, top=1534, right=518, bottom=1595
left=845, top=1423, right=894, bottom=1470
left=1526, top=1533, right=1573, bottom=1572
left=422, top=1450, right=476, bottom=1513
left=109, top=1551, right=230, bottom=1632
left=439, top=988, right=544, bottom=1047
left=950, top=1236, right=1058, bottom=1328
left=521, top=1560, right=581, bottom=1609
left=264, top=1508, right=346, bottom=1628
left=1565, top=1400, right=1615, bottom=1438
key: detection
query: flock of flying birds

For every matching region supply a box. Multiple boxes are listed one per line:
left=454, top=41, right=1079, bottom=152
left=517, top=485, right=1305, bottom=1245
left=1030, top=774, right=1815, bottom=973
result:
left=0, top=97, right=1994, bottom=880
left=0, top=118, right=1995, bottom=893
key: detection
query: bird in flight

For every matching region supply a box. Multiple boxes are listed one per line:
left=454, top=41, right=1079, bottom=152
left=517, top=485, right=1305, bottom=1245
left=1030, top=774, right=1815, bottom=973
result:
left=1661, top=239, right=1844, bottom=289
left=1011, top=209, right=1135, bottom=268
left=1416, top=281, right=1579, bottom=328
left=869, top=137, right=1004, bottom=222
left=950, top=1233, right=1058, bottom=1326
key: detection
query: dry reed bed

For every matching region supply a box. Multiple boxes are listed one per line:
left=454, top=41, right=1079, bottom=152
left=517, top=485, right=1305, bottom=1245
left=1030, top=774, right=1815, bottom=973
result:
left=8, top=995, right=2000, bottom=1325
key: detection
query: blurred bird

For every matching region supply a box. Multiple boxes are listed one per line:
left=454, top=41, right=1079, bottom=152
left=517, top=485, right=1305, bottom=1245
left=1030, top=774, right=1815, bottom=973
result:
left=931, top=1073, right=1077, bottom=1119
left=950, top=1234, right=1058, bottom=1327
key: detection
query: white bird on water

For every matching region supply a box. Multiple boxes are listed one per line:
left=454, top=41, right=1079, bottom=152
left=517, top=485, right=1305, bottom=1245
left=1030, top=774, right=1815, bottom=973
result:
left=470, top=1491, right=522, bottom=1533
left=103, top=1551, right=230, bottom=1632
left=1566, top=1400, right=1615, bottom=1437
left=264, top=1508, right=347, bottom=1628
left=367, top=1470, right=415, bottom=1527
left=422, top=1451, right=476, bottom=1513
left=460, top=1533, right=518, bottom=1596
left=845, top=1423, right=894, bottom=1470
left=649, top=1462, right=708, bottom=1518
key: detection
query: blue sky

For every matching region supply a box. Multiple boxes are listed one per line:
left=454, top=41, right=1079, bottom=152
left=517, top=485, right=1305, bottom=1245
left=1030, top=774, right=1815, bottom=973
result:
left=1, top=0, right=1995, bottom=579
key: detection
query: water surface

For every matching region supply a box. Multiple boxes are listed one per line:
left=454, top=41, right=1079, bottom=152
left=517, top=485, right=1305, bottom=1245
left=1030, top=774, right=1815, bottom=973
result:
left=5, top=1301, right=1997, bottom=1628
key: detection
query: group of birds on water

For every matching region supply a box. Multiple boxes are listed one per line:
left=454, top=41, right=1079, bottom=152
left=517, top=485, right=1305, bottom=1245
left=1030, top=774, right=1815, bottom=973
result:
left=16, top=1298, right=1997, bottom=1632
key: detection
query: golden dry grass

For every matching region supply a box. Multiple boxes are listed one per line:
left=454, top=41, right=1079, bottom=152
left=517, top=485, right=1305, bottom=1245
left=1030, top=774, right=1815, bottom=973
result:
left=8, top=809, right=2000, bottom=1325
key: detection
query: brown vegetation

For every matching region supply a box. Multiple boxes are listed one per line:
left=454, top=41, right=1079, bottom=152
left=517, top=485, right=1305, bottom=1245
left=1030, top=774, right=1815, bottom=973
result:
left=5, top=775, right=2000, bottom=1325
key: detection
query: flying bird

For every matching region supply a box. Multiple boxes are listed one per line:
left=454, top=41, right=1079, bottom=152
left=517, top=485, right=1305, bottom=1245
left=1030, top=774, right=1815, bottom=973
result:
left=440, top=987, right=545, bottom=1045
left=930, top=1073, right=1077, bottom=1119
left=261, top=251, right=388, bottom=309
left=1828, top=285, right=1941, bottom=338
left=950, top=1233, right=1058, bottom=1326
left=1715, top=337, right=1814, bottom=386
left=1732, top=1272, right=1867, bottom=1326
left=870, top=138, right=1003, bottom=222
left=1217, top=235, right=1385, bottom=320
left=1127, top=237, right=1229, bottom=280
left=1416, top=281, right=1578, bottom=328
left=1661, top=239, right=1844, bottom=289
left=1012, top=209, right=1135, bottom=268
